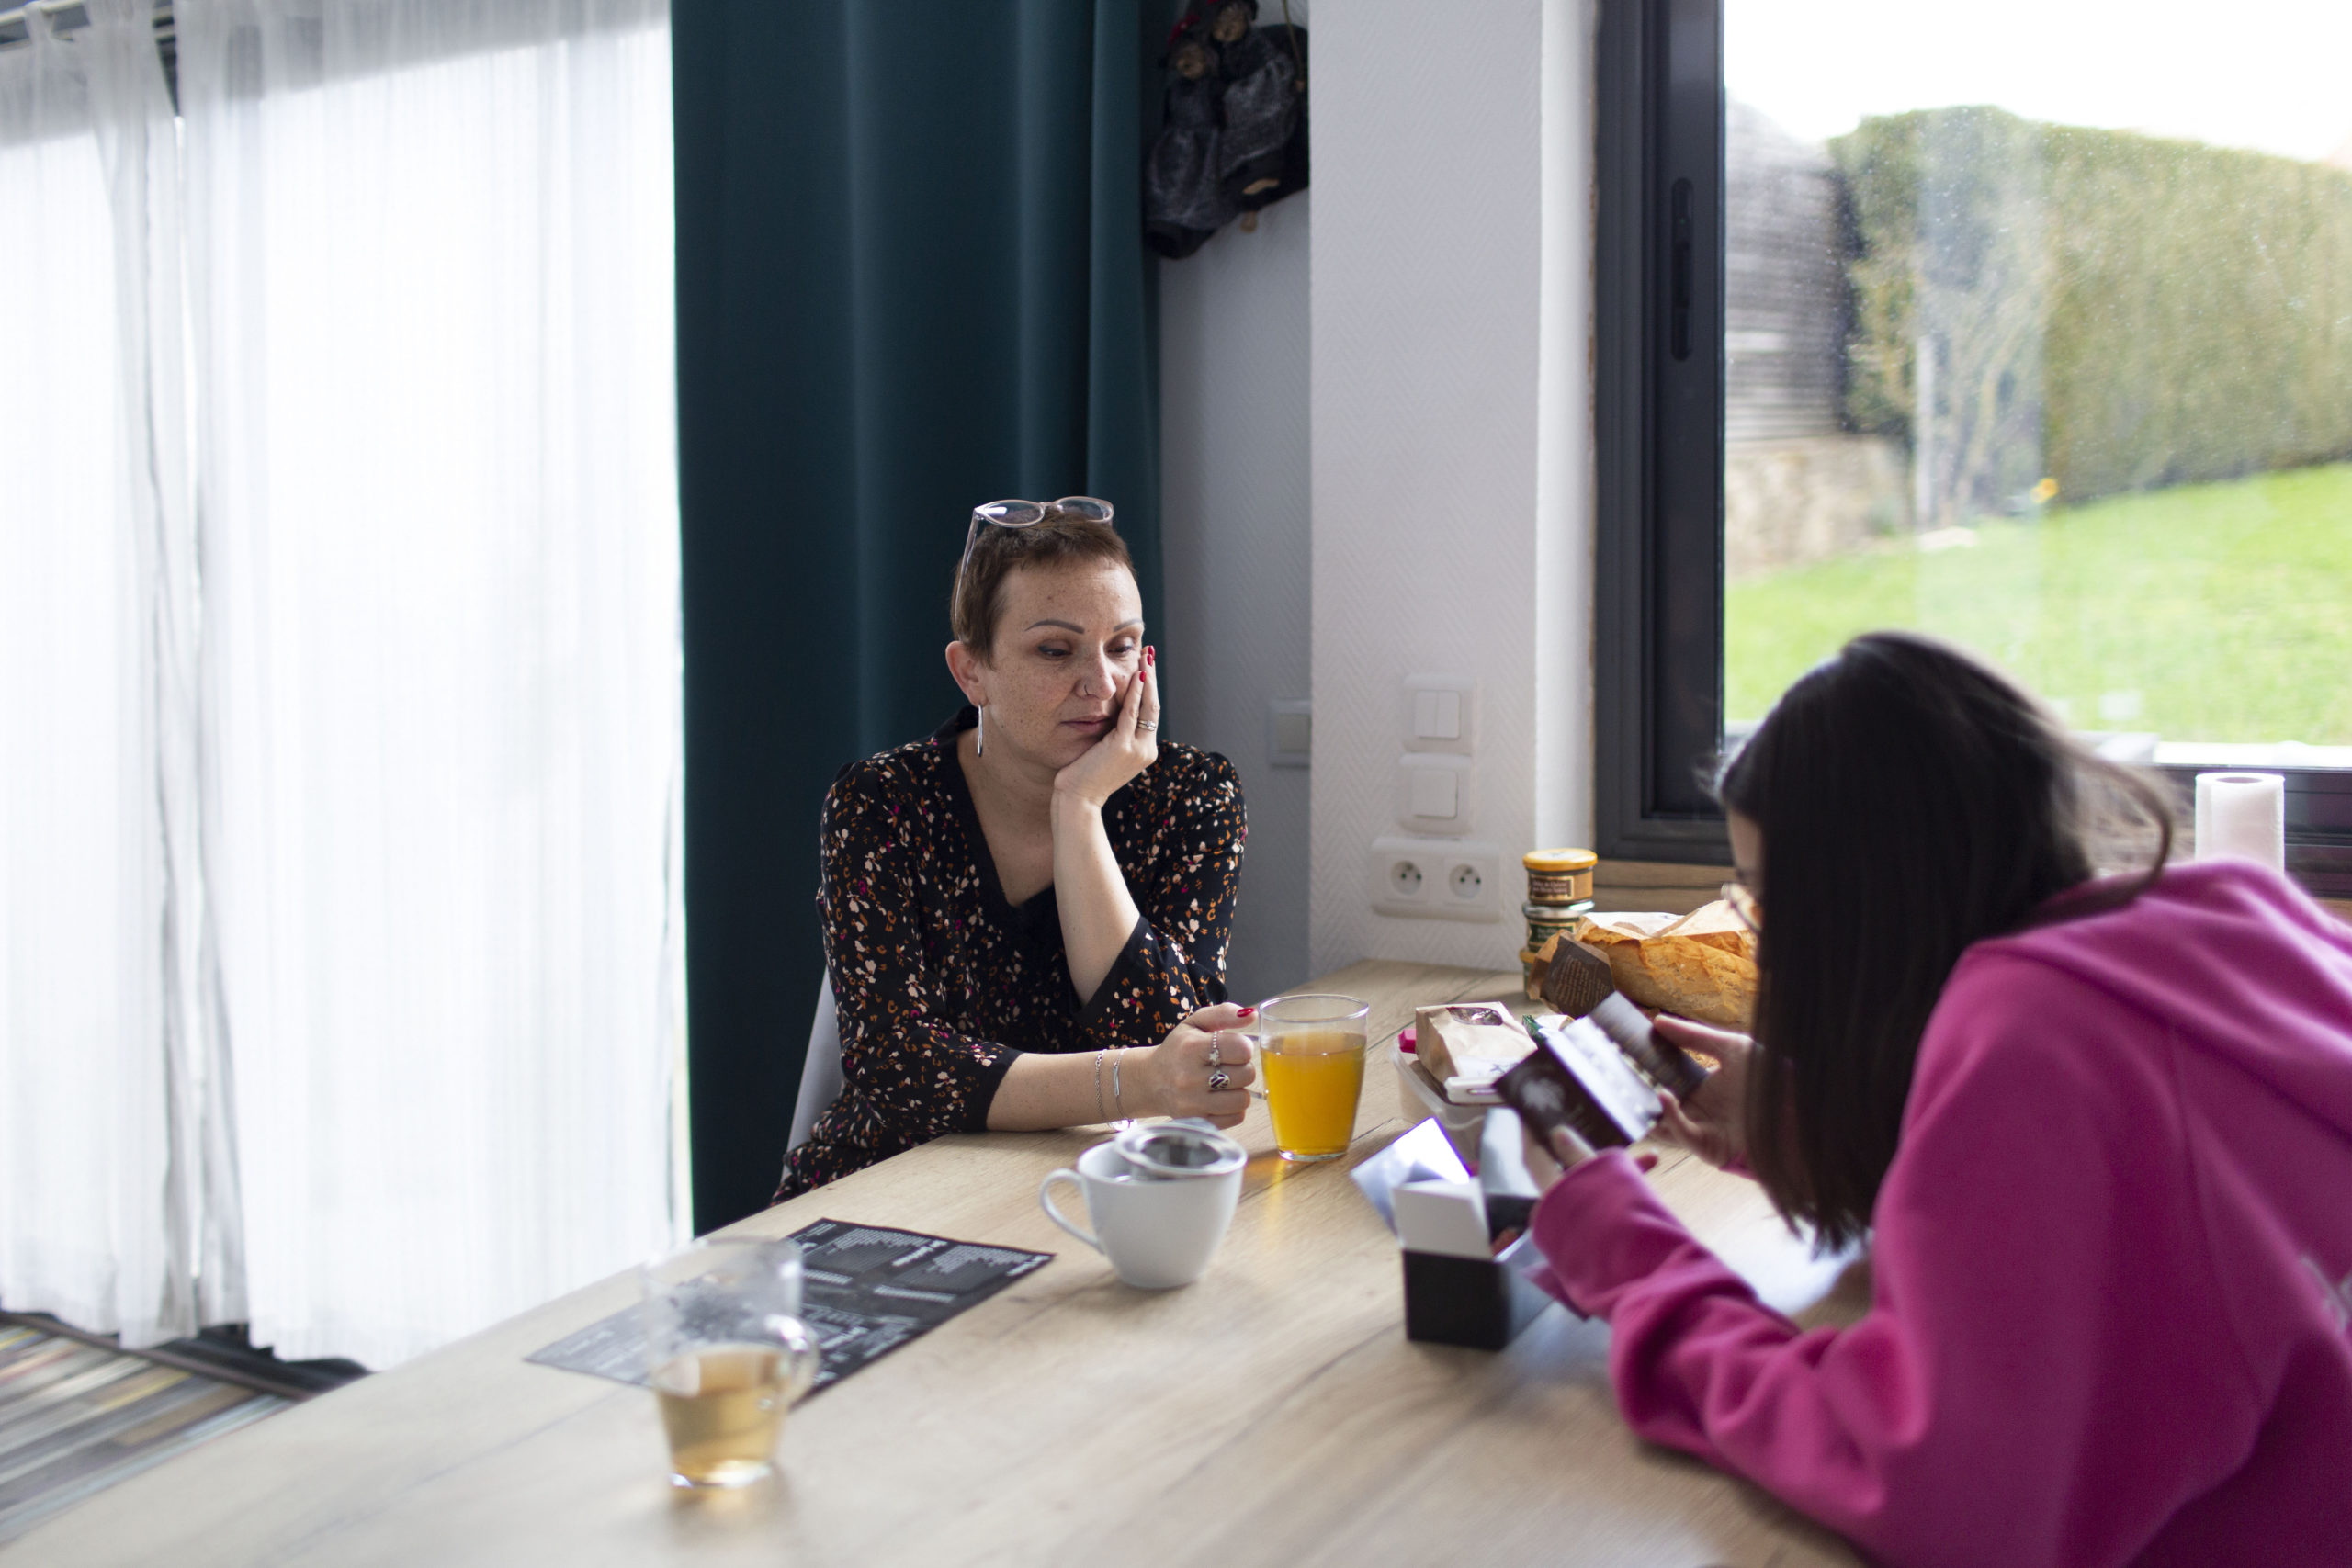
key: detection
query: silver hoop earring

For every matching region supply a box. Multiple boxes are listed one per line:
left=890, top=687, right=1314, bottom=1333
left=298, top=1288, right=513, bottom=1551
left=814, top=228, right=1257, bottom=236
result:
left=976, top=705, right=985, bottom=757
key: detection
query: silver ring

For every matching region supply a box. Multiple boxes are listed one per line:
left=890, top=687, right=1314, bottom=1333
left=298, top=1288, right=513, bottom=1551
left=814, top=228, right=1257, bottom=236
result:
left=1205, top=1036, right=1221, bottom=1066
left=1135, top=720, right=1158, bottom=733
left=1207, top=1067, right=1230, bottom=1092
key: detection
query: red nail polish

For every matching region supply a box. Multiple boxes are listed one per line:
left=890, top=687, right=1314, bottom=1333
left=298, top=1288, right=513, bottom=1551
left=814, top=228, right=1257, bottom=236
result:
left=1236, top=1005, right=1256, bottom=1019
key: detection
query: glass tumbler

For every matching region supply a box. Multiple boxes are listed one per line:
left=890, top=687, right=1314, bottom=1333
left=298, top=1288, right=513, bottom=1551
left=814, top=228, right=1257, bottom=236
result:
left=1254, top=994, right=1373, bottom=1162
left=640, top=1237, right=820, bottom=1490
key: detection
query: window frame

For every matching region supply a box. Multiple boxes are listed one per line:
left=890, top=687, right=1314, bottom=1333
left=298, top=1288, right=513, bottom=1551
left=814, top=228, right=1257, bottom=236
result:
left=1593, top=0, right=1729, bottom=865
left=1591, top=0, right=2352, bottom=897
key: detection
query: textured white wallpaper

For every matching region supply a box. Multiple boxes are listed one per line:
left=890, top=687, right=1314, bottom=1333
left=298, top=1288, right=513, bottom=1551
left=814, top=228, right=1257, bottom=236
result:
left=1308, top=0, right=1594, bottom=976
left=1160, top=184, right=1315, bottom=1003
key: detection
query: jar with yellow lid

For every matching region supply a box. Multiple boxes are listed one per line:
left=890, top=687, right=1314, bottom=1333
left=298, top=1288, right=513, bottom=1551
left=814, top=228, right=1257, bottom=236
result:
left=1519, top=848, right=1597, bottom=989
left=1522, top=848, right=1597, bottom=908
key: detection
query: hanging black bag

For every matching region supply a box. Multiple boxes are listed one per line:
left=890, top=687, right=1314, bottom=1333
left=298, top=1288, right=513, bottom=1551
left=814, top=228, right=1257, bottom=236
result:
left=1145, top=1, right=1309, bottom=258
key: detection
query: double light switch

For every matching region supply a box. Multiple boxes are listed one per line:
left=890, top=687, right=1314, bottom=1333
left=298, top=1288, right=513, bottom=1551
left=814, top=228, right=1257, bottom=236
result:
left=1412, top=686, right=1462, bottom=743
left=1404, top=674, right=1475, bottom=754
left=1396, top=675, right=1476, bottom=833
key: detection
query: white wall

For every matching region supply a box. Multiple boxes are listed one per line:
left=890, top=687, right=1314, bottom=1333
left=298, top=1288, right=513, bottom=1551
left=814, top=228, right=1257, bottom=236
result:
left=1161, top=0, right=1595, bottom=991
left=1307, top=0, right=1594, bottom=975
left=1159, top=185, right=1314, bottom=1001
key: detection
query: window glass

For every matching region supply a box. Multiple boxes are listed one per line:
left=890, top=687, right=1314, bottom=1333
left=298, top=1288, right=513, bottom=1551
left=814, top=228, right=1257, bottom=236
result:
left=1724, top=1, right=2352, bottom=758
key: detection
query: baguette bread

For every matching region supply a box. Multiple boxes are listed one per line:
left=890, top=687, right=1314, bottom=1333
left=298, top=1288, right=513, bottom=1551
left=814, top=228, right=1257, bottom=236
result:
left=1571, top=901, right=1757, bottom=1028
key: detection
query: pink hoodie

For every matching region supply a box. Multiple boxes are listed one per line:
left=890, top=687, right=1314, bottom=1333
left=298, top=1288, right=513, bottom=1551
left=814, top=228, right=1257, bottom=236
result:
left=1531, top=861, right=2352, bottom=1567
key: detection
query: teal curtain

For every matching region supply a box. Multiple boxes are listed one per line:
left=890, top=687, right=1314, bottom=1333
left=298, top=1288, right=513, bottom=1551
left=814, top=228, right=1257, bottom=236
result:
left=673, top=0, right=1164, bottom=1230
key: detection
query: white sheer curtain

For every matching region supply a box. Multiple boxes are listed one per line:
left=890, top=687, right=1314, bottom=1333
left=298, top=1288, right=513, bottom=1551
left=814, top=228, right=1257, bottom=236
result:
left=0, top=0, right=210, bottom=1349
left=178, top=0, right=684, bottom=1367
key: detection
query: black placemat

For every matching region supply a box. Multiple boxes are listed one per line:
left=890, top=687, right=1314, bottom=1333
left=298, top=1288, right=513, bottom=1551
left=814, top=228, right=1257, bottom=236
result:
left=525, top=1219, right=1053, bottom=1397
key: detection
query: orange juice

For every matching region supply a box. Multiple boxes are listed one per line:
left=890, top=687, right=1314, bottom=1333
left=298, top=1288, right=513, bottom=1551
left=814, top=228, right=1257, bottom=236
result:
left=1261, top=1027, right=1368, bottom=1161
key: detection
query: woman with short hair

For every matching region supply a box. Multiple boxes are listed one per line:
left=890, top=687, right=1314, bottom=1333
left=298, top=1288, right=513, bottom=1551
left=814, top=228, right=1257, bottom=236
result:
left=777, top=499, right=1253, bottom=1199
left=1524, top=632, right=2352, bottom=1567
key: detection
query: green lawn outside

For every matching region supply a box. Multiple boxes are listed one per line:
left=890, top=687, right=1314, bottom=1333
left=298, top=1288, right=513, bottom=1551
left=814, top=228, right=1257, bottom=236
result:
left=1725, top=461, right=2352, bottom=744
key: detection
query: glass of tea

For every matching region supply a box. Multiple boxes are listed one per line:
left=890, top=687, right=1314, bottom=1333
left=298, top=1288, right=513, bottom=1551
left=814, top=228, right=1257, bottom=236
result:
left=1254, top=994, right=1373, bottom=1162
left=640, top=1237, right=820, bottom=1490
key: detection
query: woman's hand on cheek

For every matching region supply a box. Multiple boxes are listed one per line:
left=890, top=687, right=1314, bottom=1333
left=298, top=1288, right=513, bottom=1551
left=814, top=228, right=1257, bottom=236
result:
left=1053, top=648, right=1161, bottom=811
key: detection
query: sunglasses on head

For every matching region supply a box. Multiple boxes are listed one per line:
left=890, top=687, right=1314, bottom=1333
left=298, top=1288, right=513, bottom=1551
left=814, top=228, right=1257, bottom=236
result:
left=956, top=496, right=1117, bottom=621
left=959, top=494, right=1116, bottom=574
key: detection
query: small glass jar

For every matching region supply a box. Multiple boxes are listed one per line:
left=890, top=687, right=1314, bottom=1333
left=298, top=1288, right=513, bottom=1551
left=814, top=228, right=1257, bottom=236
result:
left=1522, top=847, right=1598, bottom=907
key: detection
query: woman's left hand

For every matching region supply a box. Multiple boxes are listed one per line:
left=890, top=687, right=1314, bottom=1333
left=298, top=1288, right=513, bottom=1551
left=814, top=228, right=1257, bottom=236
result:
left=1524, top=1122, right=1662, bottom=1194
left=1521, top=1121, right=1599, bottom=1194
left=1127, top=1000, right=1258, bottom=1126
left=1053, top=647, right=1160, bottom=811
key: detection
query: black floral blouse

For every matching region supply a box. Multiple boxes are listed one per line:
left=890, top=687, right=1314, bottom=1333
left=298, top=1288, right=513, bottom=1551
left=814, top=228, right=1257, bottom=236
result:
left=775, top=709, right=1247, bottom=1200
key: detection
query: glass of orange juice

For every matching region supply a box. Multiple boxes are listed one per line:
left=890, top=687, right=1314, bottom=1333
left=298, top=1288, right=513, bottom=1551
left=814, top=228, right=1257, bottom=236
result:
left=1254, top=994, right=1372, bottom=1162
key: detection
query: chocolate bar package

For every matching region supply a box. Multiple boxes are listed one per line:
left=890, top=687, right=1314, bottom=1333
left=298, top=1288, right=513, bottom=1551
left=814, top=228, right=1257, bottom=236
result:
left=1497, top=993, right=1706, bottom=1150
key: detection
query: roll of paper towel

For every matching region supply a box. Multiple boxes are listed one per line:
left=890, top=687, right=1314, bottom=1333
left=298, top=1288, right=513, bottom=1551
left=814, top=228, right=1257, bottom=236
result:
left=2194, top=772, right=2285, bottom=871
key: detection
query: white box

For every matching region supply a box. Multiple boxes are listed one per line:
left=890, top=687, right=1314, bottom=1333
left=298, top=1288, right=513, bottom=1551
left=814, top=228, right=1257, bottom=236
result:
left=1393, top=1179, right=1491, bottom=1259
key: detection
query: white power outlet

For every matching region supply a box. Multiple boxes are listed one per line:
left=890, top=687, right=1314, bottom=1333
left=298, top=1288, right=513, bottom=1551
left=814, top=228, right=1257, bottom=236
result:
left=1370, top=839, right=1434, bottom=917
left=1369, top=837, right=1503, bottom=922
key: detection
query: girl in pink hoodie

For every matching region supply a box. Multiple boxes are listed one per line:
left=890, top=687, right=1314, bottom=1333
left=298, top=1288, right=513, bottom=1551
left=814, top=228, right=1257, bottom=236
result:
left=1525, top=633, right=2352, bottom=1567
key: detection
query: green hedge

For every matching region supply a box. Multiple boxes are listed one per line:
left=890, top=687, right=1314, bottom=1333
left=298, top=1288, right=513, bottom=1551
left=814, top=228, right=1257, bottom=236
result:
left=1835, top=108, right=2352, bottom=508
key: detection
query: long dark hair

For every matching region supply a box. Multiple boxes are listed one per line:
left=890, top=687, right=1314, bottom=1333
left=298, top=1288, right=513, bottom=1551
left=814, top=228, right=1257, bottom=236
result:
left=1715, top=632, right=2174, bottom=1247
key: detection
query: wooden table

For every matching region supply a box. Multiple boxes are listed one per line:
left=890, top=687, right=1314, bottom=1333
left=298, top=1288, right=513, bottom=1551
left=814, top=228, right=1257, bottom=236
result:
left=8, top=962, right=1867, bottom=1568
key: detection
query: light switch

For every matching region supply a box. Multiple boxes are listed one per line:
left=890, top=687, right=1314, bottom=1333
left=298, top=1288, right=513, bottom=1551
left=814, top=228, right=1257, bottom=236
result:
left=1408, top=766, right=1459, bottom=820
left=1267, top=700, right=1311, bottom=768
left=1396, top=752, right=1476, bottom=833
left=1403, top=674, right=1476, bottom=754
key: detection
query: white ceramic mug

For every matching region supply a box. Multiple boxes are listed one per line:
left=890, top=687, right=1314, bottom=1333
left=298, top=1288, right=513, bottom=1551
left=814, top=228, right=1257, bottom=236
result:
left=1038, top=1139, right=1243, bottom=1290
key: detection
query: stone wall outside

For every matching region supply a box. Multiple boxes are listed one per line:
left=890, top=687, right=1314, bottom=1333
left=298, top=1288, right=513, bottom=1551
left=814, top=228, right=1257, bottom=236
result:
left=1725, top=434, right=1912, bottom=581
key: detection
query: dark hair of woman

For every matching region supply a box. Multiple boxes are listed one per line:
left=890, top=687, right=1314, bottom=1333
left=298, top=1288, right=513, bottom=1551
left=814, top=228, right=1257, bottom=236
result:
left=951, top=513, right=1134, bottom=656
left=1713, top=631, right=2177, bottom=1248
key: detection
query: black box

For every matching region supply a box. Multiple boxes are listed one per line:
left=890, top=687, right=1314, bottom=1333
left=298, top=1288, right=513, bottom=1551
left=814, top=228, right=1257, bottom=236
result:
left=1355, top=1116, right=1565, bottom=1352
left=1401, top=1232, right=1557, bottom=1350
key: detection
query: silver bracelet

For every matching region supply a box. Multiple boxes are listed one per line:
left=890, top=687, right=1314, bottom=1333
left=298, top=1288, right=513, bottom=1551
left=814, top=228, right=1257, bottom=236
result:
left=1093, top=1047, right=1109, bottom=1123
left=1112, top=1047, right=1126, bottom=1119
